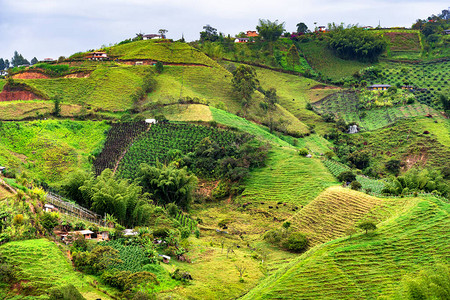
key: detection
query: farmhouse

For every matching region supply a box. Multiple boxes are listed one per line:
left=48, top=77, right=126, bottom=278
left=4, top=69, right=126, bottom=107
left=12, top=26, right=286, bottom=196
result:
left=86, top=52, right=109, bottom=61
left=234, top=37, right=249, bottom=43
left=401, top=85, right=415, bottom=91
left=367, top=84, right=391, bottom=91
left=246, top=31, right=259, bottom=37
left=42, top=58, right=55, bottom=62
left=143, top=34, right=162, bottom=40
left=318, top=26, right=327, bottom=32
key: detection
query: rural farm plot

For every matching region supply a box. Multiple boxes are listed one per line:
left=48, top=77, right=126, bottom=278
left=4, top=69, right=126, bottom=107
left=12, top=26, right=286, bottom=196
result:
left=93, top=121, right=149, bottom=175
left=117, top=122, right=248, bottom=179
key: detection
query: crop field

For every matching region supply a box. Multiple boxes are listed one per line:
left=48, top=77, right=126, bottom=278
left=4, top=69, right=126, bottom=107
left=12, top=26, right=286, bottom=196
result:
left=297, top=40, right=372, bottom=80
left=106, top=40, right=220, bottom=67
left=0, top=120, right=108, bottom=184
left=372, top=60, right=449, bottom=108
left=93, top=121, right=149, bottom=175
left=117, top=122, right=247, bottom=179
left=313, top=90, right=441, bottom=131
left=0, top=239, right=113, bottom=299
left=156, top=104, right=213, bottom=122
left=21, top=66, right=151, bottom=111
left=377, top=30, right=422, bottom=60
left=287, top=186, right=401, bottom=246
left=241, top=148, right=338, bottom=207
left=243, top=195, right=449, bottom=299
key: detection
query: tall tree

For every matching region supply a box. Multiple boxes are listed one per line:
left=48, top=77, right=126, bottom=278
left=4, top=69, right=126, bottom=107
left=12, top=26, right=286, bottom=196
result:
left=11, top=51, right=29, bottom=67
left=30, top=57, right=38, bottom=65
left=286, top=44, right=300, bottom=71
left=231, top=65, right=259, bottom=108
left=200, top=25, right=219, bottom=42
left=296, top=22, right=308, bottom=34
left=256, top=19, right=285, bottom=42
left=158, top=29, right=168, bottom=38
left=0, top=59, right=5, bottom=71
left=4, top=59, right=10, bottom=69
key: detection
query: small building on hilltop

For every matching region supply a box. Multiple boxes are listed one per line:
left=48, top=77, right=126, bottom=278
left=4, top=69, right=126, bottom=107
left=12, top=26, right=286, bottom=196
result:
left=246, top=31, right=259, bottom=37
left=367, top=84, right=391, bottom=91
left=143, top=34, right=162, bottom=40
left=86, top=52, right=109, bottom=61
left=234, top=37, right=249, bottom=43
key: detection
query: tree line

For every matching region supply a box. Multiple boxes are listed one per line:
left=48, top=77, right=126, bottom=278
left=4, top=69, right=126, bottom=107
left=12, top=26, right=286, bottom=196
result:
left=0, top=51, right=38, bottom=71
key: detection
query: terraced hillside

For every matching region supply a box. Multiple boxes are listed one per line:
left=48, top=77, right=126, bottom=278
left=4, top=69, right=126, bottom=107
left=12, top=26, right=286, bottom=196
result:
left=243, top=195, right=449, bottom=299
left=0, top=239, right=112, bottom=299
left=241, top=148, right=338, bottom=207
left=287, top=186, right=402, bottom=246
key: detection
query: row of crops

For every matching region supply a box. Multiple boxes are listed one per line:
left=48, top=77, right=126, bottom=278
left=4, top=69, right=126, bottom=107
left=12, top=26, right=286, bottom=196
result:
left=94, top=122, right=149, bottom=175
left=323, top=159, right=385, bottom=194
left=117, top=122, right=247, bottom=179
left=176, top=212, right=197, bottom=231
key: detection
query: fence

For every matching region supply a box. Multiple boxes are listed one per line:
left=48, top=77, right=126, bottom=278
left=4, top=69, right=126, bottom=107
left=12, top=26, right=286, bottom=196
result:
left=46, top=192, right=105, bottom=226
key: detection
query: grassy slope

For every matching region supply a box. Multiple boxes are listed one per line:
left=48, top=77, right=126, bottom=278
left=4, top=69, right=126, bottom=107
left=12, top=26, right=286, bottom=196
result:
left=106, top=40, right=221, bottom=67
left=22, top=66, right=149, bottom=111
left=287, top=186, right=407, bottom=246
left=0, top=239, right=113, bottom=299
left=150, top=66, right=309, bottom=135
left=243, top=195, right=449, bottom=299
left=297, top=40, right=372, bottom=80
left=241, top=147, right=338, bottom=207
left=0, top=100, right=82, bottom=120
left=254, top=66, right=337, bottom=134
left=0, top=120, right=108, bottom=184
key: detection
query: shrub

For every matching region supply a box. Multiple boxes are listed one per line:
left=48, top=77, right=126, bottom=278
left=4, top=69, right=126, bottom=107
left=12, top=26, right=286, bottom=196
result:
left=357, top=221, right=377, bottom=234
left=13, top=214, right=24, bottom=225
left=298, top=148, right=309, bottom=156
left=171, top=268, right=192, bottom=282
left=40, top=212, right=59, bottom=232
left=350, top=181, right=362, bottom=190
left=337, top=171, right=356, bottom=183
left=48, top=284, right=84, bottom=300
left=282, top=232, right=309, bottom=252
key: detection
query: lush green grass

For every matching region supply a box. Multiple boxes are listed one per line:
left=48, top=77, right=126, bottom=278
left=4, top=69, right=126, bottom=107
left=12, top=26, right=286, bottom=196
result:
left=0, top=79, right=6, bottom=90
left=157, top=104, right=213, bottom=122
left=372, top=60, right=449, bottom=109
left=0, top=120, right=108, bottom=184
left=106, top=40, right=220, bottom=67
left=254, top=66, right=336, bottom=134
left=297, top=40, right=372, bottom=80
left=375, top=30, right=422, bottom=60
left=241, top=147, right=338, bottom=207
left=243, top=195, right=449, bottom=299
left=21, top=65, right=151, bottom=111
left=0, top=239, right=113, bottom=299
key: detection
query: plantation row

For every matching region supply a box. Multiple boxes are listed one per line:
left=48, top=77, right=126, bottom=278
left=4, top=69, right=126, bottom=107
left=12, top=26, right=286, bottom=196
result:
left=117, top=122, right=247, bottom=179
left=93, top=122, right=149, bottom=175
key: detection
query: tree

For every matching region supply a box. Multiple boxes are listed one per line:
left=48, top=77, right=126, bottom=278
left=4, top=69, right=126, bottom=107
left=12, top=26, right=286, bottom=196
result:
left=155, top=61, right=164, bottom=73
left=296, top=22, right=308, bottom=34
left=286, top=44, right=300, bottom=71
left=30, top=57, right=38, bottom=65
left=4, top=59, right=9, bottom=69
left=200, top=25, right=219, bottom=42
left=282, top=232, right=309, bottom=252
left=0, top=59, right=4, bottom=71
left=52, top=97, right=62, bottom=117
left=138, top=163, right=198, bottom=210
left=11, top=51, right=29, bottom=67
left=158, top=29, right=168, bottom=39
left=231, top=65, right=259, bottom=108
left=357, top=221, right=377, bottom=234
left=385, top=159, right=402, bottom=175
left=235, top=264, right=247, bottom=282
left=337, top=171, right=356, bottom=183
left=256, top=19, right=285, bottom=43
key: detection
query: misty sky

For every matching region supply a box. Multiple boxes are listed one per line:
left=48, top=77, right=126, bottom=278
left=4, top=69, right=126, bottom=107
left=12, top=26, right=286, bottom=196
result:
left=0, top=0, right=448, bottom=61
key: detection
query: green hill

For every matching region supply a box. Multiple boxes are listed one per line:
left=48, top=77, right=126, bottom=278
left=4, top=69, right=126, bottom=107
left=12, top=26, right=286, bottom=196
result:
left=242, top=195, right=449, bottom=299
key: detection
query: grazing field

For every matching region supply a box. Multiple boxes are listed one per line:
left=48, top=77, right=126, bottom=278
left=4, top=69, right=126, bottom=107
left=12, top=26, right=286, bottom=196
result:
left=0, top=120, right=108, bottom=184
left=254, top=66, right=337, bottom=134
left=0, top=100, right=82, bottom=120
left=297, top=40, right=372, bottom=80
left=373, top=60, right=449, bottom=108
left=106, top=40, right=221, bottom=67
left=0, top=239, right=113, bottom=299
left=243, top=195, right=449, bottom=299
left=157, top=104, right=214, bottom=122
left=241, top=148, right=338, bottom=207
left=20, top=66, right=151, bottom=111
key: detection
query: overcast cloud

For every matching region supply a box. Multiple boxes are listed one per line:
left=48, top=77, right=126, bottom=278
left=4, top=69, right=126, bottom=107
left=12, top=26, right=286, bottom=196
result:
left=0, top=0, right=448, bottom=61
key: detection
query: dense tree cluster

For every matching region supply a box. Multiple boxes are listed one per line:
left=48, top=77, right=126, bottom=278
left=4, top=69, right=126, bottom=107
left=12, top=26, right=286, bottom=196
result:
left=327, top=27, right=387, bottom=62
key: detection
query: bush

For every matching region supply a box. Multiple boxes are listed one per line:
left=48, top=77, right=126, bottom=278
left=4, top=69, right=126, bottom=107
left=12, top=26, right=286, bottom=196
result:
left=282, top=232, right=309, bottom=252
left=48, top=284, right=85, bottom=300
left=350, top=181, right=362, bottom=190
left=337, top=171, right=356, bottom=183
left=40, top=212, right=59, bottom=232
left=171, top=268, right=192, bottom=282
left=298, top=148, right=309, bottom=156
